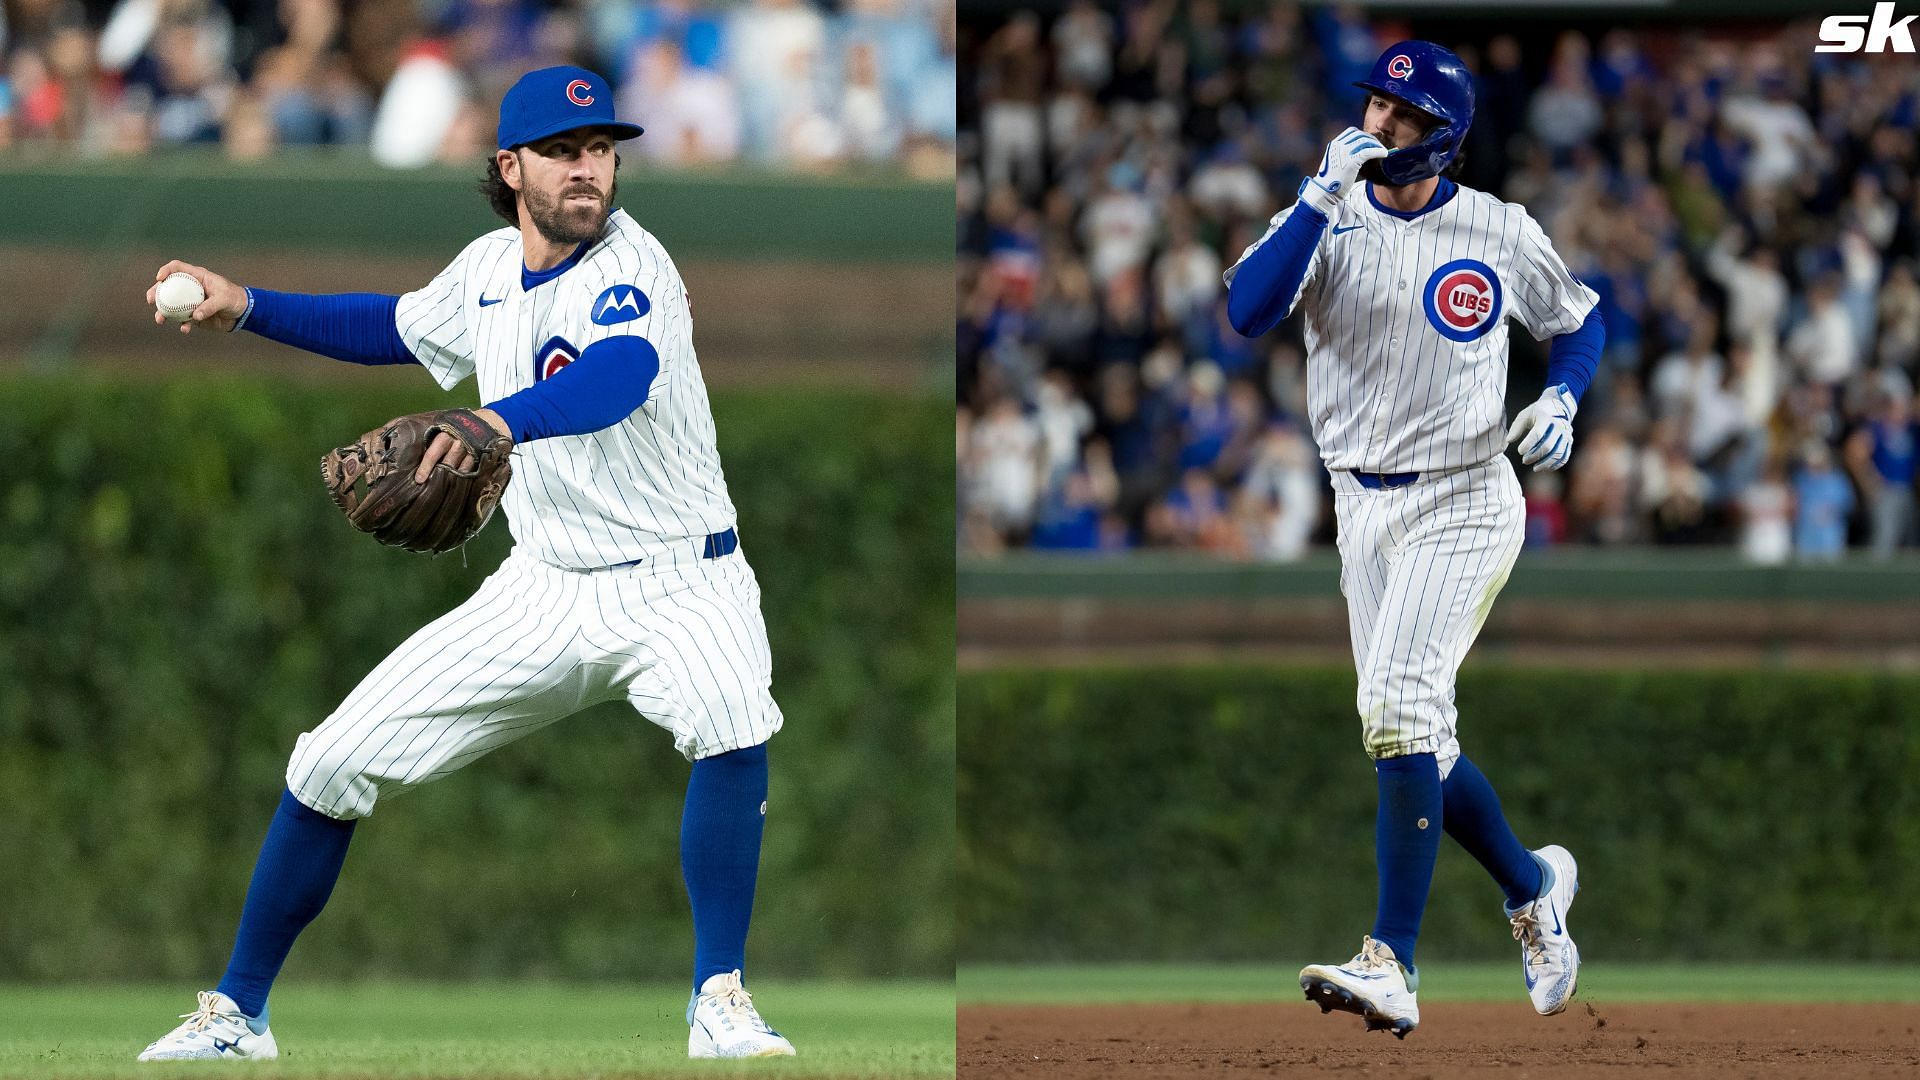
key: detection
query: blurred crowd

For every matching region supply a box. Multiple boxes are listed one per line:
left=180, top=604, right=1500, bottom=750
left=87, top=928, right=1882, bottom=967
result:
left=0, top=0, right=955, bottom=174
left=957, top=1, right=1920, bottom=563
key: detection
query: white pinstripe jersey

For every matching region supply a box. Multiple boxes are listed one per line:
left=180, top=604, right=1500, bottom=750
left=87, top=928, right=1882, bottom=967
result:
left=1226, top=182, right=1599, bottom=473
left=394, top=208, right=737, bottom=570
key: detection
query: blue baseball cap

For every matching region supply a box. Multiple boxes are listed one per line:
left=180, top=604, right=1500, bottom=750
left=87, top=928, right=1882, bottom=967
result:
left=496, top=65, right=644, bottom=151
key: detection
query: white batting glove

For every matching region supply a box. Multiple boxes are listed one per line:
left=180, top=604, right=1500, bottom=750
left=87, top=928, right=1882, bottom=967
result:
left=1298, top=127, right=1390, bottom=217
left=1506, top=384, right=1578, bottom=471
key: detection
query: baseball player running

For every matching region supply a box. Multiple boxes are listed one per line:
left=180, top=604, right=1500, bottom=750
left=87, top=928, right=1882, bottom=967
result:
left=1225, top=41, right=1603, bottom=1037
left=135, top=66, right=794, bottom=1061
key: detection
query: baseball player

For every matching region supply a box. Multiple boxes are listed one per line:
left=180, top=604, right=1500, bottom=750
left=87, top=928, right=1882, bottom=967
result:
left=1225, top=41, right=1604, bottom=1037
left=135, top=66, right=794, bottom=1061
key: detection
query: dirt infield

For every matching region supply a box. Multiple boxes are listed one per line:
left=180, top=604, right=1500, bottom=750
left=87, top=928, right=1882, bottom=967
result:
left=960, top=1001, right=1920, bottom=1078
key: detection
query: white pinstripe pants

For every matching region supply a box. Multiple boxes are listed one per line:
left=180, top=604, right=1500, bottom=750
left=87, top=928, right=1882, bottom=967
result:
left=287, top=544, right=783, bottom=820
left=1331, top=457, right=1524, bottom=778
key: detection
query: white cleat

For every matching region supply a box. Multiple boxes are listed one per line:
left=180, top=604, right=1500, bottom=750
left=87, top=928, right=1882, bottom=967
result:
left=136, top=990, right=279, bottom=1061
left=1509, top=844, right=1581, bottom=1015
left=687, top=970, right=796, bottom=1059
left=1299, top=936, right=1420, bottom=1038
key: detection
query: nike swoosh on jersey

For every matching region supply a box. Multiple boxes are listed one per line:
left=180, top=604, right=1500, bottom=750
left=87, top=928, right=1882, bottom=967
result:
left=1333, top=225, right=1365, bottom=235
left=478, top=296, right=504, bottom=307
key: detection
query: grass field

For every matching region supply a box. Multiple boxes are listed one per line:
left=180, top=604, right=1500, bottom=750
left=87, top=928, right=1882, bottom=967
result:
left=1, top=981, right=953, bottom=1079
left=959, top=963, right=1920, bottom=1005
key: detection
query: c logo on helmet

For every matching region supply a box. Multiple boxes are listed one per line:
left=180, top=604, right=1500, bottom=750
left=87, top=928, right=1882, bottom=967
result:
left=566, top=79, right=595, bottom=107
left=1423, top=259, right=1502, bottom=342
left=1387, top=54, right=1415, bottom=79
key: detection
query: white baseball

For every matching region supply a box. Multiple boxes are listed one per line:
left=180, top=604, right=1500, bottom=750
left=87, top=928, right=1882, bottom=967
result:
left=155, top=272, right=206, bottom=323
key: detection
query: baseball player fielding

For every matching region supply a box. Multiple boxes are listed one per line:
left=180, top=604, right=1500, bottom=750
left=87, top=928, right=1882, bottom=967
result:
left=1226, top=41, right=1604, bottom=1037
left=135, top=66, right=794, bottom=1061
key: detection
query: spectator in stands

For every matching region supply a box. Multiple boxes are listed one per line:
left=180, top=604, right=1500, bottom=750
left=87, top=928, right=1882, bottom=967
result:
left=1787, top=275, right=1860, bottom=390
left=622, top=37, right=741, bottom=165
left=1845, top=390, right=1919, bottom=559
left=1523, top=472, right=1569, bottom=549
left=369, top=37, right=463, bottom=168
left=839, top=39, right=899, bottom=162
left=1528, top=33, right=1603, bottom=160
left=1877, top=260, right=1920, bottom=371
left=975, top=11, right=1044, bottom=195
left=1238, top=421, right=1320, bottom=561
left=1793, top=442, right=1854, bottom=562
left=1738, top=459, right=1793, bottom=565
left=248, top=0, right=370, bottom=147
left=1149, top=467, right=1236, bottom=553
left=966, top=394, right=1045, bottom=544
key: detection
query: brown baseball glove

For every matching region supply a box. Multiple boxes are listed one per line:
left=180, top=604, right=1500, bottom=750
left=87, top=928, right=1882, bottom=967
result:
left=321, top=408, right=513, bottom=554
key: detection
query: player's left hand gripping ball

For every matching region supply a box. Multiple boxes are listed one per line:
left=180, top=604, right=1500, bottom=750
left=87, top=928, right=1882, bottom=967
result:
left=1505, top=384, right=1577, bottom=472
left=322, top=409, right=514, bottom=554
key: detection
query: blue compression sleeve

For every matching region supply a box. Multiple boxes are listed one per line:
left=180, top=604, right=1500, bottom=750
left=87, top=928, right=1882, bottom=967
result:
left=485, top=335, right=660, bottom=442
left=238, top=289, right=414, bottom=366
left=1226, top=203, right=1328, bottom=338
left=1545, top=307, right=1604, bottom=403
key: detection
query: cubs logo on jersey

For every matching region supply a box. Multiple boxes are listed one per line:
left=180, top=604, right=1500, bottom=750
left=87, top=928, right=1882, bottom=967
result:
left=534, top=335, right=578, bottom=381
left=591, top=284, right=650, bottom=326
left=1424, top=259, right=1502, bottom=342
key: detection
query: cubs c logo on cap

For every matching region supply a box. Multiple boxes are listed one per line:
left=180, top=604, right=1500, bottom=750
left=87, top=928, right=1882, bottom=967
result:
left=566, top=79, right=594, bottom=106
left=1423, top=259, right=1502, bottom=342
left=1387, top=54, right=1415, bottom=79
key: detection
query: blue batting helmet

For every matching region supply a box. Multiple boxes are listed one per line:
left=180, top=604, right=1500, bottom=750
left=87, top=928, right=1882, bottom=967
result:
left=1353, top=41, right=1475, bottom=185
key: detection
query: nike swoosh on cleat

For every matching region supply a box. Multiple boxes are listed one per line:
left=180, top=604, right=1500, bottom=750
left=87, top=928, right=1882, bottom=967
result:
left=211, top=1039, right=240, bottom=1055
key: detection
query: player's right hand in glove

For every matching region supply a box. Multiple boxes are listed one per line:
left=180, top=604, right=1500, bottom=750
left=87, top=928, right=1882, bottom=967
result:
left=1506, top=383, right=1577, bottom=472
left=1298, top=127, right=1390, bottom=217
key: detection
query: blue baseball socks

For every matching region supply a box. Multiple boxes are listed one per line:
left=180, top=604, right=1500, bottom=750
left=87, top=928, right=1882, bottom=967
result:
left=215, top=789, right=356, bottom=1024
left=1370, top=753, right=1443, bottom=969
left=681, top=743, right=769, bottom=990
left=1441, top=755, right=1545, bottom=910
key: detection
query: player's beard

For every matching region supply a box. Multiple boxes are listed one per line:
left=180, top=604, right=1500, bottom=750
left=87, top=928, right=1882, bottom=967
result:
left=524, top=176, right=617, bottom=246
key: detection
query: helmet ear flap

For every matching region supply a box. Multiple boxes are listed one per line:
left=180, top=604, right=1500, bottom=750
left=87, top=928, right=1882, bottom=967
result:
left=1373, top=121, right=1463, bottom=186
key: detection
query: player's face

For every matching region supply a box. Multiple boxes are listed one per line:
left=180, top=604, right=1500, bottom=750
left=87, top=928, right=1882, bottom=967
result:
left=507, top=129, right=621, bottom=246
left=1364, top=94, right=1437, bottom=152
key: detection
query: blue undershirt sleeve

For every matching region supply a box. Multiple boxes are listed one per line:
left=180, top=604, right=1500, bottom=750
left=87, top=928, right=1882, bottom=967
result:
left=485, top=335, right=661, bottom=442
left=1226, top=204, right=1328, bottom=338
left=237, top=289, right=415, bottom=366
left=1545, top=307, right=1605, bottom=404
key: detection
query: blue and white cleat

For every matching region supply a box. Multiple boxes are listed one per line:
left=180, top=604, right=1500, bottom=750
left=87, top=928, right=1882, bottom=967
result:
left=1299, top=936, right=1420, bottom=1038
left=687, top=970, right=796, bottom=1059
left=1508, top=844, right=1581, bottom=1015
left=136, top=990, right=278, bottom=1061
